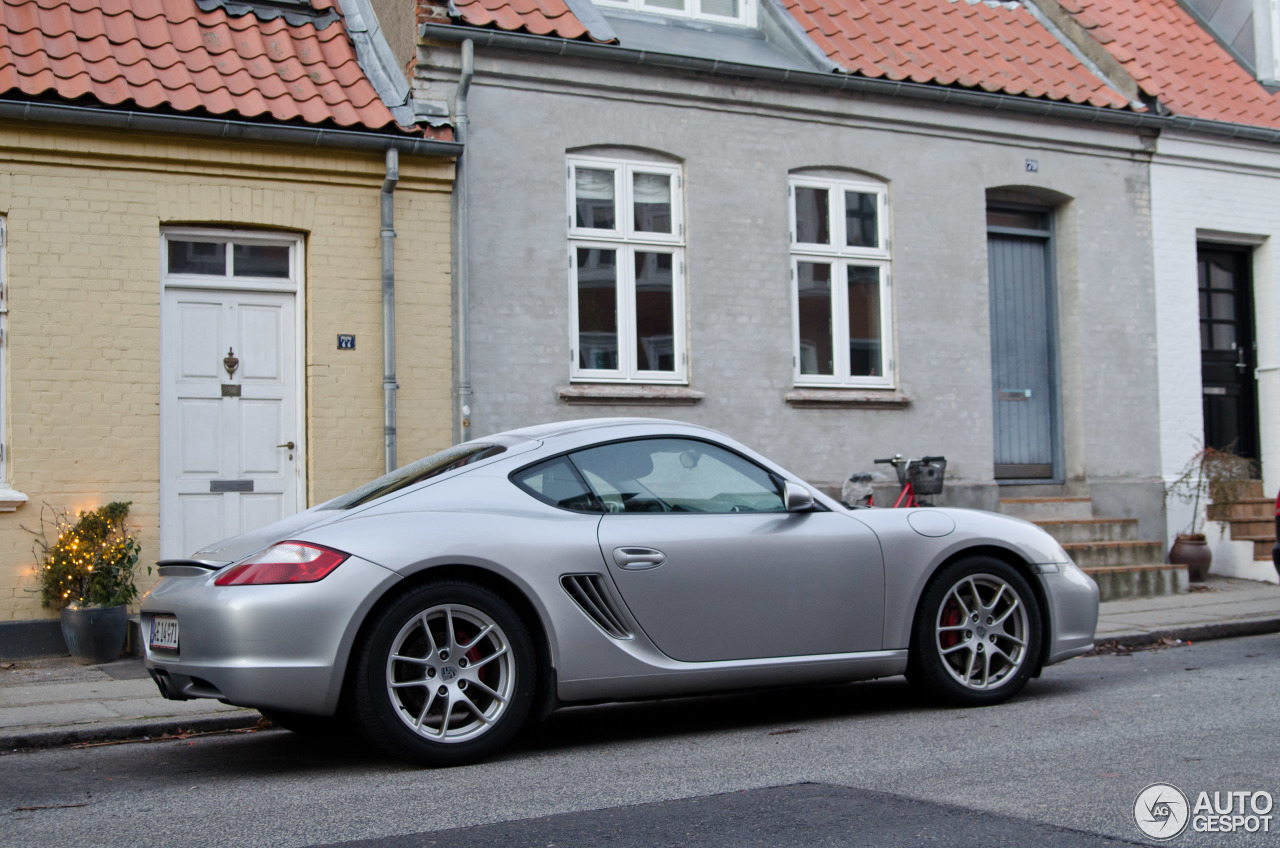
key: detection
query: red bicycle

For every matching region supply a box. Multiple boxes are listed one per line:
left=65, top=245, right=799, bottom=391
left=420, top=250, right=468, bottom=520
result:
left=843, top=454, right=946, bottom=507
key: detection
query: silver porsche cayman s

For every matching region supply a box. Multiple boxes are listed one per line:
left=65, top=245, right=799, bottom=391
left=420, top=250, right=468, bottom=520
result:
left=142, top=418, right=1098, bottom=766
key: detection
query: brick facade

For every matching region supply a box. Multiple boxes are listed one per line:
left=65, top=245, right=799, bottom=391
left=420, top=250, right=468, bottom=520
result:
left=0, top=122, right=455, bottom=622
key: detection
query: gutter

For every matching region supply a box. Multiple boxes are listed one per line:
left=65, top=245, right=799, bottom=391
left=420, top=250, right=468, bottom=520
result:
left=381, top=148, right=400, bottom=473
left=418, top=23, right=1280, bottom=147
left=454, top=40, right=475, bottom=444
left=0, top=99, right=463, bottom=156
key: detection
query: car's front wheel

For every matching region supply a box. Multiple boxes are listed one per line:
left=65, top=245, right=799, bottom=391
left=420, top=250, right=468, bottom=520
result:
left=353, top=581, right=534, bottom=767
left=907, top=556, right=1042, bottom=706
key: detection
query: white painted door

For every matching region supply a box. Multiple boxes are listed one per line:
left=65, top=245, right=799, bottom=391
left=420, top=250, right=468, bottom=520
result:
left=161, top=289, right=299, bottom=557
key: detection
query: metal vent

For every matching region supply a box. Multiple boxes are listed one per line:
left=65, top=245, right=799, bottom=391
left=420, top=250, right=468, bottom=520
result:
left=561, top=574, right=632, bottom=639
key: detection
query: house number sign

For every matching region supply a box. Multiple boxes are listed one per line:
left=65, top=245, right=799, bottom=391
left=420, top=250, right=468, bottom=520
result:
left=337, top=334, right=356, bottom=350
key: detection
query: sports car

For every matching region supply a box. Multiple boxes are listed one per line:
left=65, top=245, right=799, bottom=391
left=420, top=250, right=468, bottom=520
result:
left=141, top=418, right=1099, bottom=766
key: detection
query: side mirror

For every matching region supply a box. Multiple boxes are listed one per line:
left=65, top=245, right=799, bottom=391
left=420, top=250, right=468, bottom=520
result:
left=783, top=482, right=815, bottom=512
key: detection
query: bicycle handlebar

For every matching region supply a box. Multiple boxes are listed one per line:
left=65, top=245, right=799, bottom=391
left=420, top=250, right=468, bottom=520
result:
left=873, top=455, right=946, bottom=465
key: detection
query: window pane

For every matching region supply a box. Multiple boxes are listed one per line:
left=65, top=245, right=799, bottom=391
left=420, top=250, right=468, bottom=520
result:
left=797, top=262, right=833, bottom=376
left=1211, top=322, right=1236, bottom=350
left=1210, top=292, right=1235, bottom=320
left=168, top=240, right=226, bottom=275
left=644, top=0, right=685, bottom=9
left=635, top=252, right=675, bottom=372
left=575, top=168, right=616, bottom=230
left=233, top=243, right=291, bottom=278
left=794, top=187, right=830, bottom=244
left=847, top=265, right=882, bottom=377
left=700, top=0, right=738, bottom=15
left=987, top=208, right=1047, bottom=230
left=633, top=173, right=673, bottom=234
left=844, top=191, right=879, bottom=249
left=513, top=457, right=599, bottom=512
left=577, top=247, right=619, bottom=371
left=572, top=438, right=784, bottom=514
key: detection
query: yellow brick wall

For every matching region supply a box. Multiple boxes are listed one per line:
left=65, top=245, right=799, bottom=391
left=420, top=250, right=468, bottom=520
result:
left=0, top=123, right=455, bottom=622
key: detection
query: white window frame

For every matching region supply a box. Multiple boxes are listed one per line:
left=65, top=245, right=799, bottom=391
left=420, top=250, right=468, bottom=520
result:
left=789, top=176, right=894, bottom=389
left=593, top=0, right=757, bottom=28
left=0, top=216, right=25, bottom=510
left=0, top=217, right=7, bottom=485
left=568, top=156, right=687, bottom=383
left=161, top=229, right=303, bottom=293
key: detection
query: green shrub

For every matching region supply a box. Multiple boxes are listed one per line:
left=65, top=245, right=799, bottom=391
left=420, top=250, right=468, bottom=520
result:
left=34, top=502, right=140, bottom=610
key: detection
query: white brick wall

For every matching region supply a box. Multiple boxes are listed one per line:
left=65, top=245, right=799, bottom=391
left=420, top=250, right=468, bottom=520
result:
left=1151, top=132, right=1280, bottom=540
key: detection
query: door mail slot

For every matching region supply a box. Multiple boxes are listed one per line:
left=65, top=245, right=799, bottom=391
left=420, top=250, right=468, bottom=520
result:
left=1202, top=386, right=1227, bottom=396
left=210, top=480, right=254, bottom=493
left=998, top=389, right=1032, bottom=402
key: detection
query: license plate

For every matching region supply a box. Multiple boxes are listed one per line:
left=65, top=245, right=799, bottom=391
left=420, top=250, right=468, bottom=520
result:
left=150, top=615, right=179, bottom=650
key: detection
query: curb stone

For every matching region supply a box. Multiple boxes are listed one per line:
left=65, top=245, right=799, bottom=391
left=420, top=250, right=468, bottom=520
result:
left=1092, top=616, right=1280, bottom=649
left=0, top=711, right=264, bottom=753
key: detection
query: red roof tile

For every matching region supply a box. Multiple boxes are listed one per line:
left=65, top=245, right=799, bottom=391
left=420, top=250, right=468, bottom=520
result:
left=781, top=0, right=1132, bottom=108
left=1061, top=0, right=1280, bottom=128
left=452, top=0, right=600, bottom=41
left=0, top=0, right=449, bottom=137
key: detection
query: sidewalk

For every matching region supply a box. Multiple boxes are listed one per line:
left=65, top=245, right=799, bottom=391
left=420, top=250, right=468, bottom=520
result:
left=3, top=575, right=1279, bottom=752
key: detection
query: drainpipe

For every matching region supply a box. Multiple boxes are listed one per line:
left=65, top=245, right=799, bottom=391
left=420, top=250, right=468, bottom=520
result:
left=382, top=147, right=400, bottom=473
left=455, top=39, right=475, bottom=444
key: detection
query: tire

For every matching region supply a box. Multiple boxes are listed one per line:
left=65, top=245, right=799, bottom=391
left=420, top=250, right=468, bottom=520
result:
left=260, top=709, right=354, bottom=738
left=907, top=556, right=1042, bottom=707
left=352, top=581, right=535, bottom=767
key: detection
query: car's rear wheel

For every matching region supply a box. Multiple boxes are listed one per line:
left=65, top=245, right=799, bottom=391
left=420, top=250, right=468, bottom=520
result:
left=353, top=581, right=534, bottom=767
left=907, top=556, right=1041, bottom=706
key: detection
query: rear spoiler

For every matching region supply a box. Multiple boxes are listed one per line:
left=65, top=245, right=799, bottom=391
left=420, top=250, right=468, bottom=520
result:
left=155, top=559, right=230, bottom=577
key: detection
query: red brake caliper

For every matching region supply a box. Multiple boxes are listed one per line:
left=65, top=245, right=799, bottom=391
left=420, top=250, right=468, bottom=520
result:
left=939, top=599, right=962, bottom=649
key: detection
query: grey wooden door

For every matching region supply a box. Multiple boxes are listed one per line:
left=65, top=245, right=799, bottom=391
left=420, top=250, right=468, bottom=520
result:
left=988, top=217, right=1057, bottom=479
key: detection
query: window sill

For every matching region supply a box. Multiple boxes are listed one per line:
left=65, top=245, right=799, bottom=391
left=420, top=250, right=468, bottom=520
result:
left=559, top=384, right=705, bottom=405
left=785, top=388, right=910, bottom=409
left=0, top=487, right=29, bottom=512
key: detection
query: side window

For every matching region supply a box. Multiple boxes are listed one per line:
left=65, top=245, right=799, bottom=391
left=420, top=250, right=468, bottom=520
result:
left=512, top=457, right=601, bottom=512
left=569, top=438, right=785, bottom=514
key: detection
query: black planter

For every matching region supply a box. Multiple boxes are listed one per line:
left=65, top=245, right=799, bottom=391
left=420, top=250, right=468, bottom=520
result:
left=59, top=604, right=128, bottom=665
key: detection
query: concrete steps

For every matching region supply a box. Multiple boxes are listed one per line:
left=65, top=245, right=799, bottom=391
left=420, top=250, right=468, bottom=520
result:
left=1206, top=482, right=1275, bottom=562
left=1001, top=495, right=1173, bottom=602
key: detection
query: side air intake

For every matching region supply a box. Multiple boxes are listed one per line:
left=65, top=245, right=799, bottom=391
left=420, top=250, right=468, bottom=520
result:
left=561, top=574, right=633, bottom=639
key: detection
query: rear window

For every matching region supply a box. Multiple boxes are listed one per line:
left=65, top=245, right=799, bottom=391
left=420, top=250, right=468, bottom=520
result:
left=325, top=444, right=506, bottom=509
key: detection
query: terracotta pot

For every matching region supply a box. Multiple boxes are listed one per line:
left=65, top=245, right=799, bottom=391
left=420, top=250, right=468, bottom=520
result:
left=59, top=604, right=128, bottom=665
left=1168, top=534, right=1212, bottom=583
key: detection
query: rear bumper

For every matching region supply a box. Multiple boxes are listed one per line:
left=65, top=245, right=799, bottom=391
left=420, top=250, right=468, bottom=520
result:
left=141, top=555, right=399, bottom=715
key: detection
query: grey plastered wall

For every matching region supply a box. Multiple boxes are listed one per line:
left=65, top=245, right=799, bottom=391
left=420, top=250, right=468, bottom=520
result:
left=417, top=44, right=1165, bottom=535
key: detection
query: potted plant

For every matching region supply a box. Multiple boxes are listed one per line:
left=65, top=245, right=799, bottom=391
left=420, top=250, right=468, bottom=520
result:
left=1165, top=446, right=1256, bottom=581
left=32, top=502, right=140, bottom=664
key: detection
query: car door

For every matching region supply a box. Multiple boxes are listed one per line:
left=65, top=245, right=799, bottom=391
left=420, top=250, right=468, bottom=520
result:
left=574, top=437, right=885, bottom=662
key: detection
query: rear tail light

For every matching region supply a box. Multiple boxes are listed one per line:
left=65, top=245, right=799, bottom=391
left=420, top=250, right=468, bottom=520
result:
left=214, top=542, right=350, bottom=586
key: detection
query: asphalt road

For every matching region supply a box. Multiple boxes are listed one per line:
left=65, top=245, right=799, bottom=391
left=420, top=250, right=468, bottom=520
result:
left=2, top=634, right=1277, bottom=848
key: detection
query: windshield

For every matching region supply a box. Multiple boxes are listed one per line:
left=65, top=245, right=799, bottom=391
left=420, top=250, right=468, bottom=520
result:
left=323, top=444, right=506, bottom=509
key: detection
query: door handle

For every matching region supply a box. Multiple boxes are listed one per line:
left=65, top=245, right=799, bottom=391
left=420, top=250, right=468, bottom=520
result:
left=612, top=547, right=667, bottom=570
left=277, top=442, right=296, bottom=450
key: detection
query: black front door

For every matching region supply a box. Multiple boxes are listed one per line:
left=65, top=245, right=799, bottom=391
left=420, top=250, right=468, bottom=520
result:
left=1198, top=245, right=1258, bottom=460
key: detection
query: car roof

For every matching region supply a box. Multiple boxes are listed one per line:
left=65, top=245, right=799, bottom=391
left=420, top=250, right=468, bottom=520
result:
left=492, top=417, right=706, bottom=442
